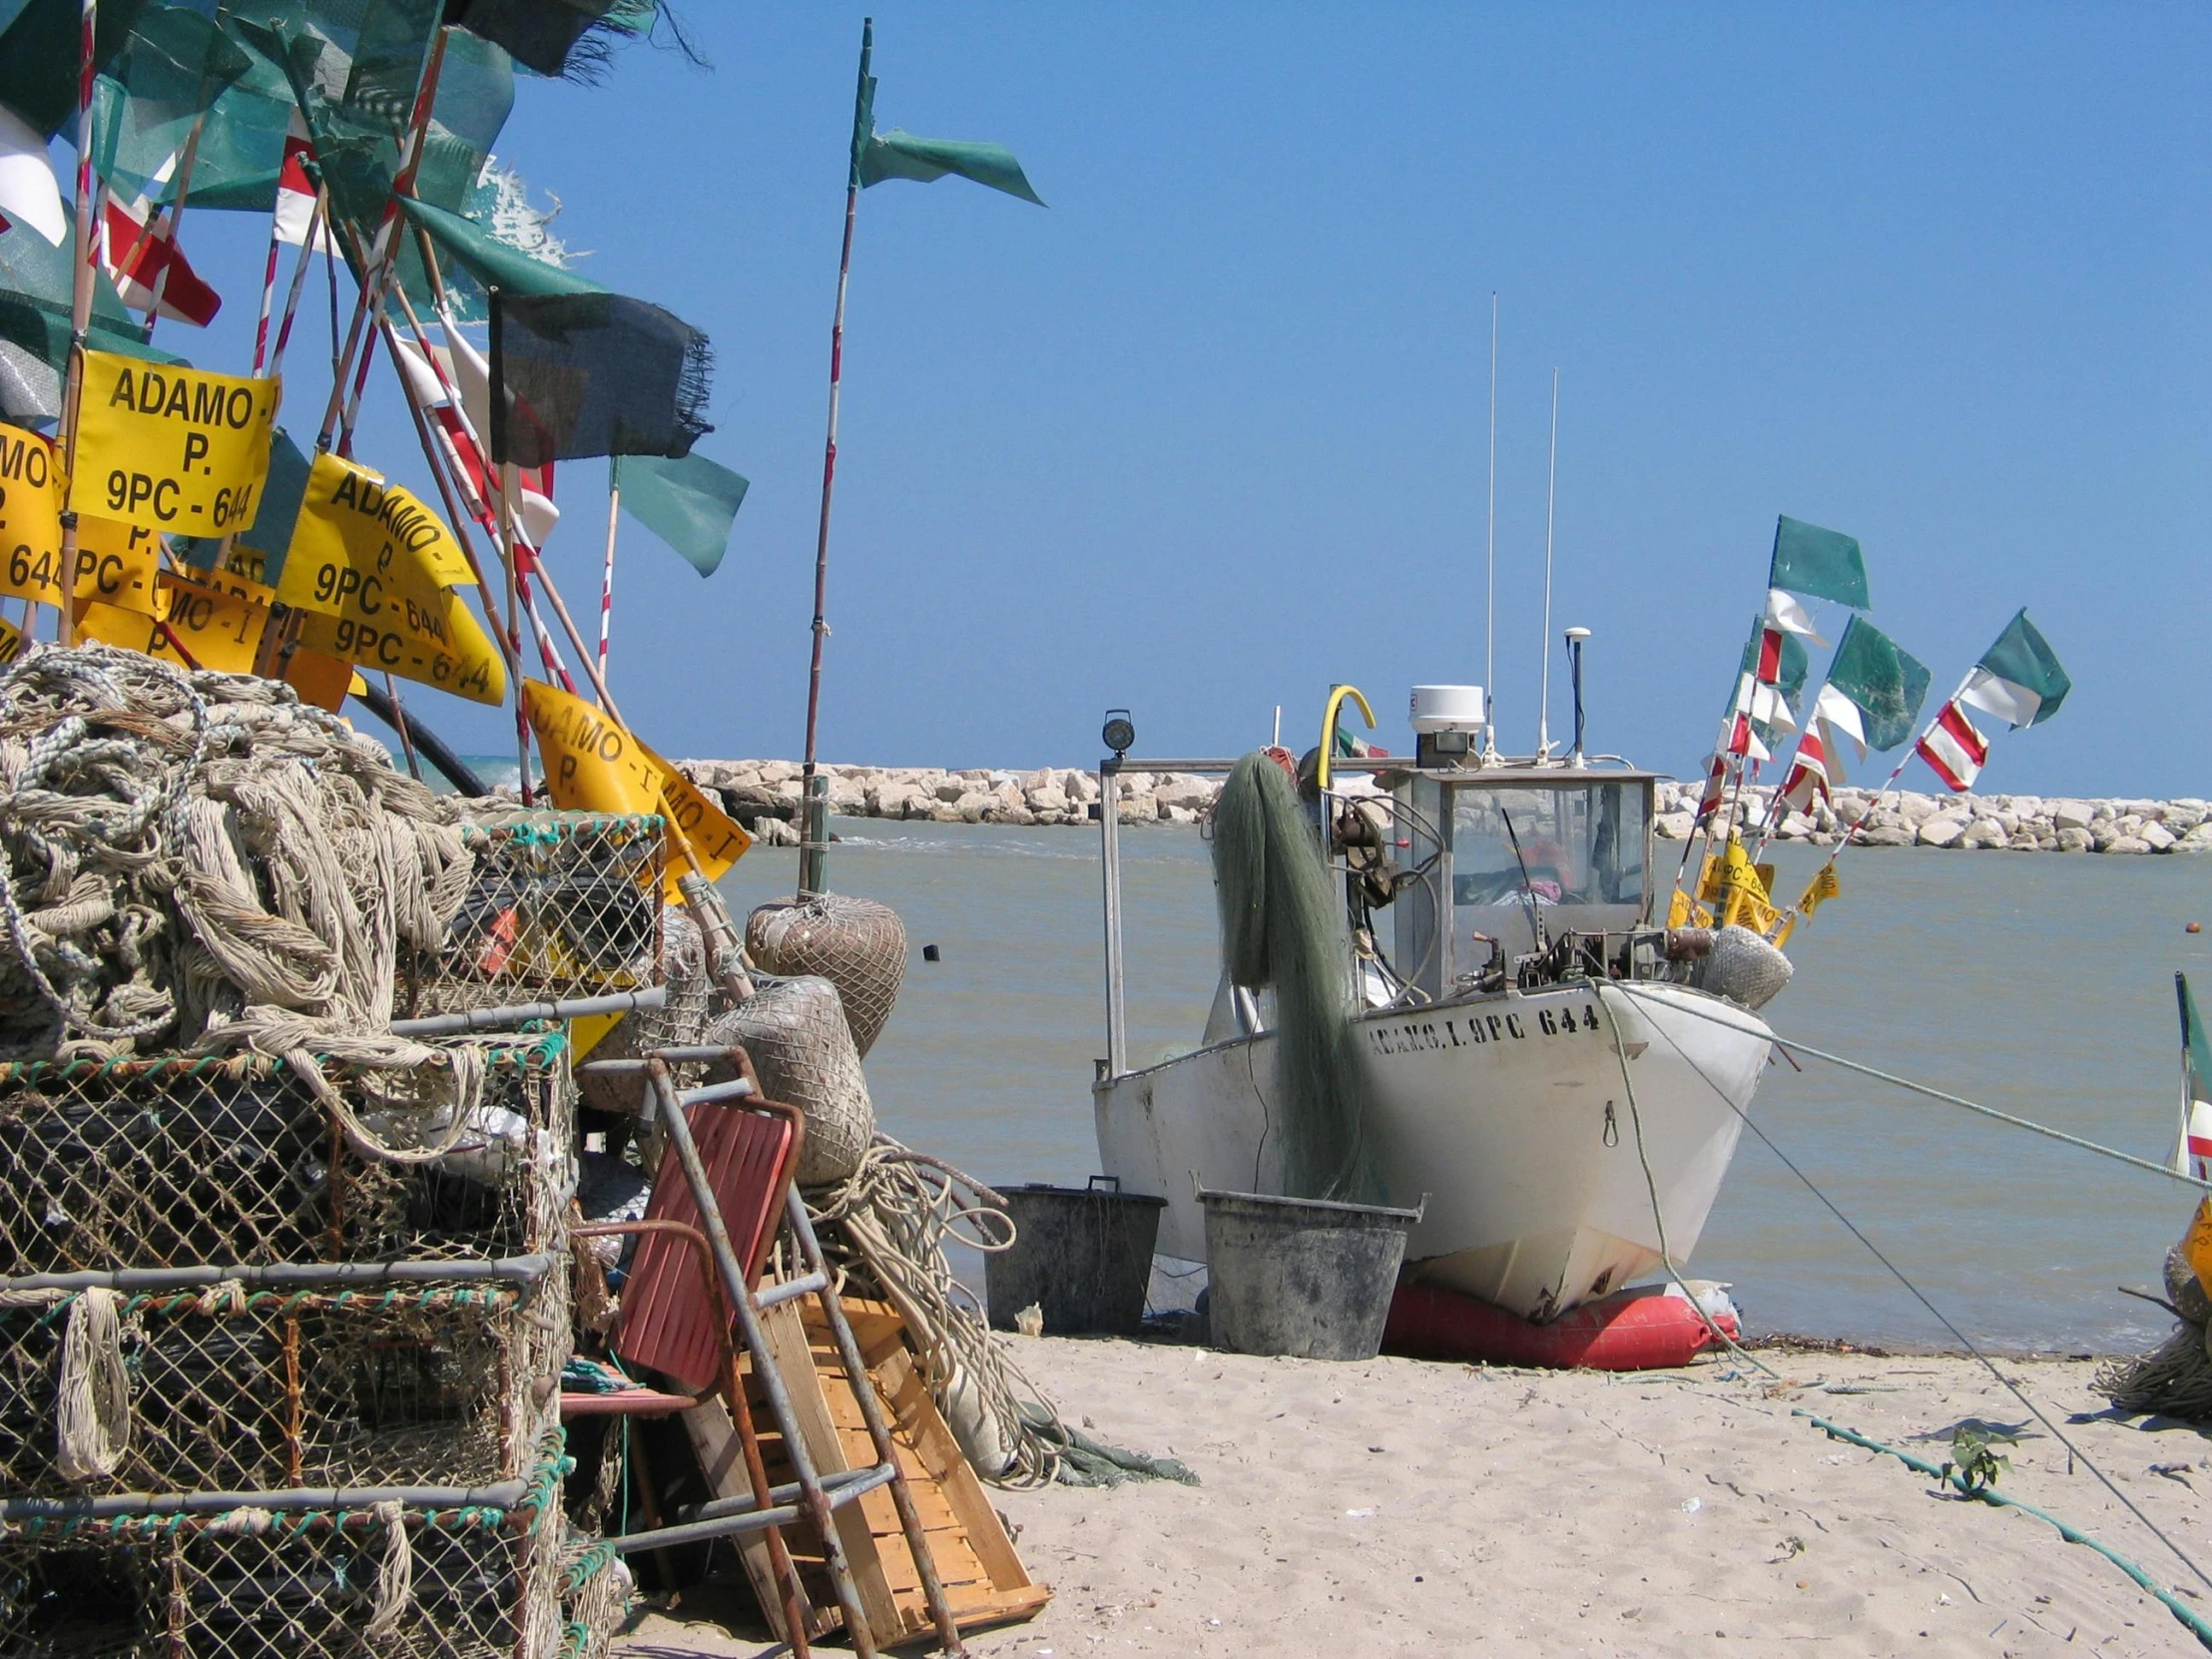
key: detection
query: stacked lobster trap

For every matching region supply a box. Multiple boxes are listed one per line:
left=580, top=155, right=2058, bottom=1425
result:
left=0, top=1037, right=593, bottom=1657
left=0, top=861, right=669, bottom=1648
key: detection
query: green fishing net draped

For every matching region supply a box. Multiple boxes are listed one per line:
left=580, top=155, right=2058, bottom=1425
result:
left=1212, top=752, right=1382, bottom=1205
left=0, top=222, right=180, bottom=423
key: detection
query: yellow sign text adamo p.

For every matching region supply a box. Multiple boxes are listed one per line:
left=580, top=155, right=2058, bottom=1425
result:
left=70, top=353, right=276, bottom=535
left=521, top=680, right=751, bottom=897
left=0, top=425, right=66, bottom=608
left=279, top=449, right=473, bottom=622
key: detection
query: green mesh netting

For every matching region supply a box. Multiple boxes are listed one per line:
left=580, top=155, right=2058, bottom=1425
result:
left=0, top=220, right=181, bottom=423
left=90, top=5, right=255, bottom=208
left=1212, top=752, right=1381, bottom=1204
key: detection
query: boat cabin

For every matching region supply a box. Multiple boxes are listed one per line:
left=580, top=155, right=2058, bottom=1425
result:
left=1384, top=765, right=1658, bottom=1002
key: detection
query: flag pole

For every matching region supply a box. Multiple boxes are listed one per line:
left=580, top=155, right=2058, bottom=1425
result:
left=598, top=459, right=619, bottom=695
left=799, top=15, right=873, bottom=898
left=54, top=0, right=99, bottom=648
left=136, top=108, right=210, bottom=346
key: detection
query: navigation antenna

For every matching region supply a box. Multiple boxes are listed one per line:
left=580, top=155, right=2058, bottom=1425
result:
left=1535, top=366, right=1559, bottom=762
left=1482, top=292, right=1499, bottom=766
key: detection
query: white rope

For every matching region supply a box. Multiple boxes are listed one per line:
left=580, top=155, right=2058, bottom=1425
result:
left=364, top=1497, right=414, bottom=1638
left=55, top=1287, right=130, bottom=1483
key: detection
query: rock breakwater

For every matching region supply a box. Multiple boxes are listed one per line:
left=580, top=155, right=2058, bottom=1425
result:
left=676, top=759, right=2212, bottom=855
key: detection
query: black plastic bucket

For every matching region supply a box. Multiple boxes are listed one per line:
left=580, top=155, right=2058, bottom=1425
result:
left=984, top=1177, right=1166, bottom=1337
left=1200, top=1188, right=1423, bottom=1361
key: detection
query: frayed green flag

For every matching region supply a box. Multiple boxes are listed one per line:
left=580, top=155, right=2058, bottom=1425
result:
left=1826, top=615, right=1931, bottom=752
left=1771, top=515, right=1870, bottom=611
left=860, top=131, right=1045, bottom=206
left=91, top=7, right=253, bottom=208
left=1959, top=608, right=2068, bottom=729
left=849, top=35, right=1044, bottom=207
left=615, top=450, right=747, bottom=578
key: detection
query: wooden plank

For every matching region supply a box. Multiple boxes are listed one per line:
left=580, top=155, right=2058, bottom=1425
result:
left=793, top=1298, right=1051, bottom=1637
left=680, top=1398, right=829, bottom=1644
left=757, top=1296, right=905, bottom=1642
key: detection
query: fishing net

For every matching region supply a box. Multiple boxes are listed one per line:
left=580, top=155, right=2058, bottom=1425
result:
left=1211, top=752, right=1381, bottom=1203
left=0, top=646, right=473, bottom=1062
left=745, top=893, right=904, bottom=1058
left=2094, top=1323, right=2212, bottom=1420
left=705, top=978, right=873, bottom=1188
left=0, top=1035, right=573, bottom=1275
left=0, top=1264, right=566, bottom=1498
left=401, top=813, right=666, bottom=1016
left=574, top=903, right=709, bottom=1120
left=1690, top=924, right=1795, bottom=1012
left=0, top=1429, right=572, bottom=1658
left=554, top=1531, right=631, bottom=1659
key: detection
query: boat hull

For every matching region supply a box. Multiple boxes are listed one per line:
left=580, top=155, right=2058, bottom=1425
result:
left=1092, top=980, right=1771, bottom=1321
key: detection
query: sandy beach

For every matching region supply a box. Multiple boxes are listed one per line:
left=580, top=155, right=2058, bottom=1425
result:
left=615, top=1338, right=2212, bottom=1658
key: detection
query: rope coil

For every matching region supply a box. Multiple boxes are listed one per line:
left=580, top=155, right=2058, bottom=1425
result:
left=54, top=1286, right=129, bottom=1484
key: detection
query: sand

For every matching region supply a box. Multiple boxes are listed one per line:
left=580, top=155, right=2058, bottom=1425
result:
left=616, top=1340, right=2212, bottom=1657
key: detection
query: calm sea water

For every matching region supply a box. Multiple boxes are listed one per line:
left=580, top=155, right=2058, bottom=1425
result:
left=667, top=809, right=2202, bottom=1355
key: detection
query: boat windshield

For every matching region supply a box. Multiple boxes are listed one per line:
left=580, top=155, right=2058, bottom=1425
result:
left=1448, top=781, right=1649, bottom=961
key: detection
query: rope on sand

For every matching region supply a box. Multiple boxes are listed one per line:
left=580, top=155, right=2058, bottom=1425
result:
left=1799, top=1411, right=2212, bottom=1655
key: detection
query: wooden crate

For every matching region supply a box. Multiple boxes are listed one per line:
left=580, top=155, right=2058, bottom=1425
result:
left=684, top=1295, right=1050, bottom=1647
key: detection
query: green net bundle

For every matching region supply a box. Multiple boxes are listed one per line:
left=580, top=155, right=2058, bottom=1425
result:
left=1212, top=752, right=1381, bottom=1204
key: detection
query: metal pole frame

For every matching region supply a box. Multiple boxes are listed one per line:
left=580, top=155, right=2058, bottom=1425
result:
left=1099, top=763, right=1127, bottom=1078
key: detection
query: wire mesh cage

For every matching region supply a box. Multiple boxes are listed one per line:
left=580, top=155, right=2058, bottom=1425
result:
left=0, top=1037, right=575, bottom=1275
left=555, top=1534, right=631, bottom=1659
left=404, top=815, right=669, bottom=1017
left=0, top=1432, right=572, bottom=1658
left=0, top=1263, right=570, bottom=1500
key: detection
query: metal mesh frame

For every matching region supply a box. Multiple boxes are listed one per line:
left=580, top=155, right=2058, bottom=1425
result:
left=405, top=815, right=669, bottom=1017
left=555, top=1534, right=630, bottom=1659
left=0, top=1038, right=575, bottom=1275
left=0, top=1433, right=572, bottom=1658
left=0, top=1270, right=568, bottom=1500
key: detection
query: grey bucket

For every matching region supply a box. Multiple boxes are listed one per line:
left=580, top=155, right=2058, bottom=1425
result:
left=1200, top=1188, right=1423, bottom=1361
left=985, top=1177, right=1167, bottom=1337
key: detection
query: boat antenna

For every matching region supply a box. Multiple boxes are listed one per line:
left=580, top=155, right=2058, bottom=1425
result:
left=1565, top=626, right=1590, bottom=767
left=1482, top=291, right=1499, bottom=765
left=1272, top=704, right=1282, bottom=748
left=1535, top=366, right=1559, bottom=762
left=1497, top=806, right=1547, bottom=953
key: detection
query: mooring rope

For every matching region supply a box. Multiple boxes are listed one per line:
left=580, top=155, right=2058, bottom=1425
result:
left=1609, top=979, right=2212, bottom=1599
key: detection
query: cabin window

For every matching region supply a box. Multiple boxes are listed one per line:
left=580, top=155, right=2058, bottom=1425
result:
left=1447, top=781, right=1649, bottom=960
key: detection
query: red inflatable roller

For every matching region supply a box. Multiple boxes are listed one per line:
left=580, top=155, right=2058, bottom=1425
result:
left=1383, top=1281, right=1739, bottom=1372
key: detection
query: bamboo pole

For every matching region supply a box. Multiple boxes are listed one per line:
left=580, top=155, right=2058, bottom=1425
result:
left=54, top=0, right=100, bottom=648
left=798, top=15, right=874, bottom=898
left=598, top=461, right=619, bottom=694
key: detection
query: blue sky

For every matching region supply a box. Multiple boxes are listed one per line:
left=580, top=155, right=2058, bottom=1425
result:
left=162, top=6, right=2211, bottom=794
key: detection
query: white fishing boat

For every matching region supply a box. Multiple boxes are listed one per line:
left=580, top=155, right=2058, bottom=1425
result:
left=1088, top=687, right=1786, bottom=1323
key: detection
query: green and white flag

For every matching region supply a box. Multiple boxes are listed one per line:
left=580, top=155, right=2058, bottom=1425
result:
left=850, top=46, right=1044, bottom=206
left=1958, top=608, right=2069, bottom=729
left=616, top=450, right=748, bottom=578
left=1824, top=615, right=1930, bottom=753
left=1770, top=515, right=1870, bottom=611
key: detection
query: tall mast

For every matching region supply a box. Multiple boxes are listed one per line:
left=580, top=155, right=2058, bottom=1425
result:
left=1535, top=366, right=1558, bottom=760
left=1483, top=291, right=1498, bottom=761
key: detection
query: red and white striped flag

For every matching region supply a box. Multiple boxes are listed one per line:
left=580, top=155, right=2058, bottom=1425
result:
left=1764, top=586, right=1824, bottom=642
left=1915, top=699, right=1988, bottom=793
left=1693, top=753, right=1729, bottom=827
left=101, top=166, right=221, bottom=326
left=390, top=330, right=559, bottom=549
left=1716, top=675, right=1774, bottom=763
left=274, top=112, right=333, bottom=252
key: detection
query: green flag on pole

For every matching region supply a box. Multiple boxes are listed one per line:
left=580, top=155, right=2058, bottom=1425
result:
left=90, top=7, right=254, bottom=208
left=1770, top=515, right=1870, bottom=611
left=850, top=53, right=1045, bottom=206
left=615, top=450, right=747, bottom=577
left=1825, top=615, right=1931, bottom=752
left=1959, top=608, right=2069, bottom=729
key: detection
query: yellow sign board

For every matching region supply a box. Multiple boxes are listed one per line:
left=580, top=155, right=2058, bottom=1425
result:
left=74, top=600, right=160, bottom=655
left=70, top=353, right=277, bottom=535
left=0, top=615, right=24, bottom=667
left=150, top=575, right=269, bottom=674
left=293, top=594, right=505, bottom=706
left=0, top=425, right=67, bottom=608
left=278, top=450, right=474, bottom=623
left=73, top=518, right=165, bottom=615
left=521, top=679, right=752, bottom=898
